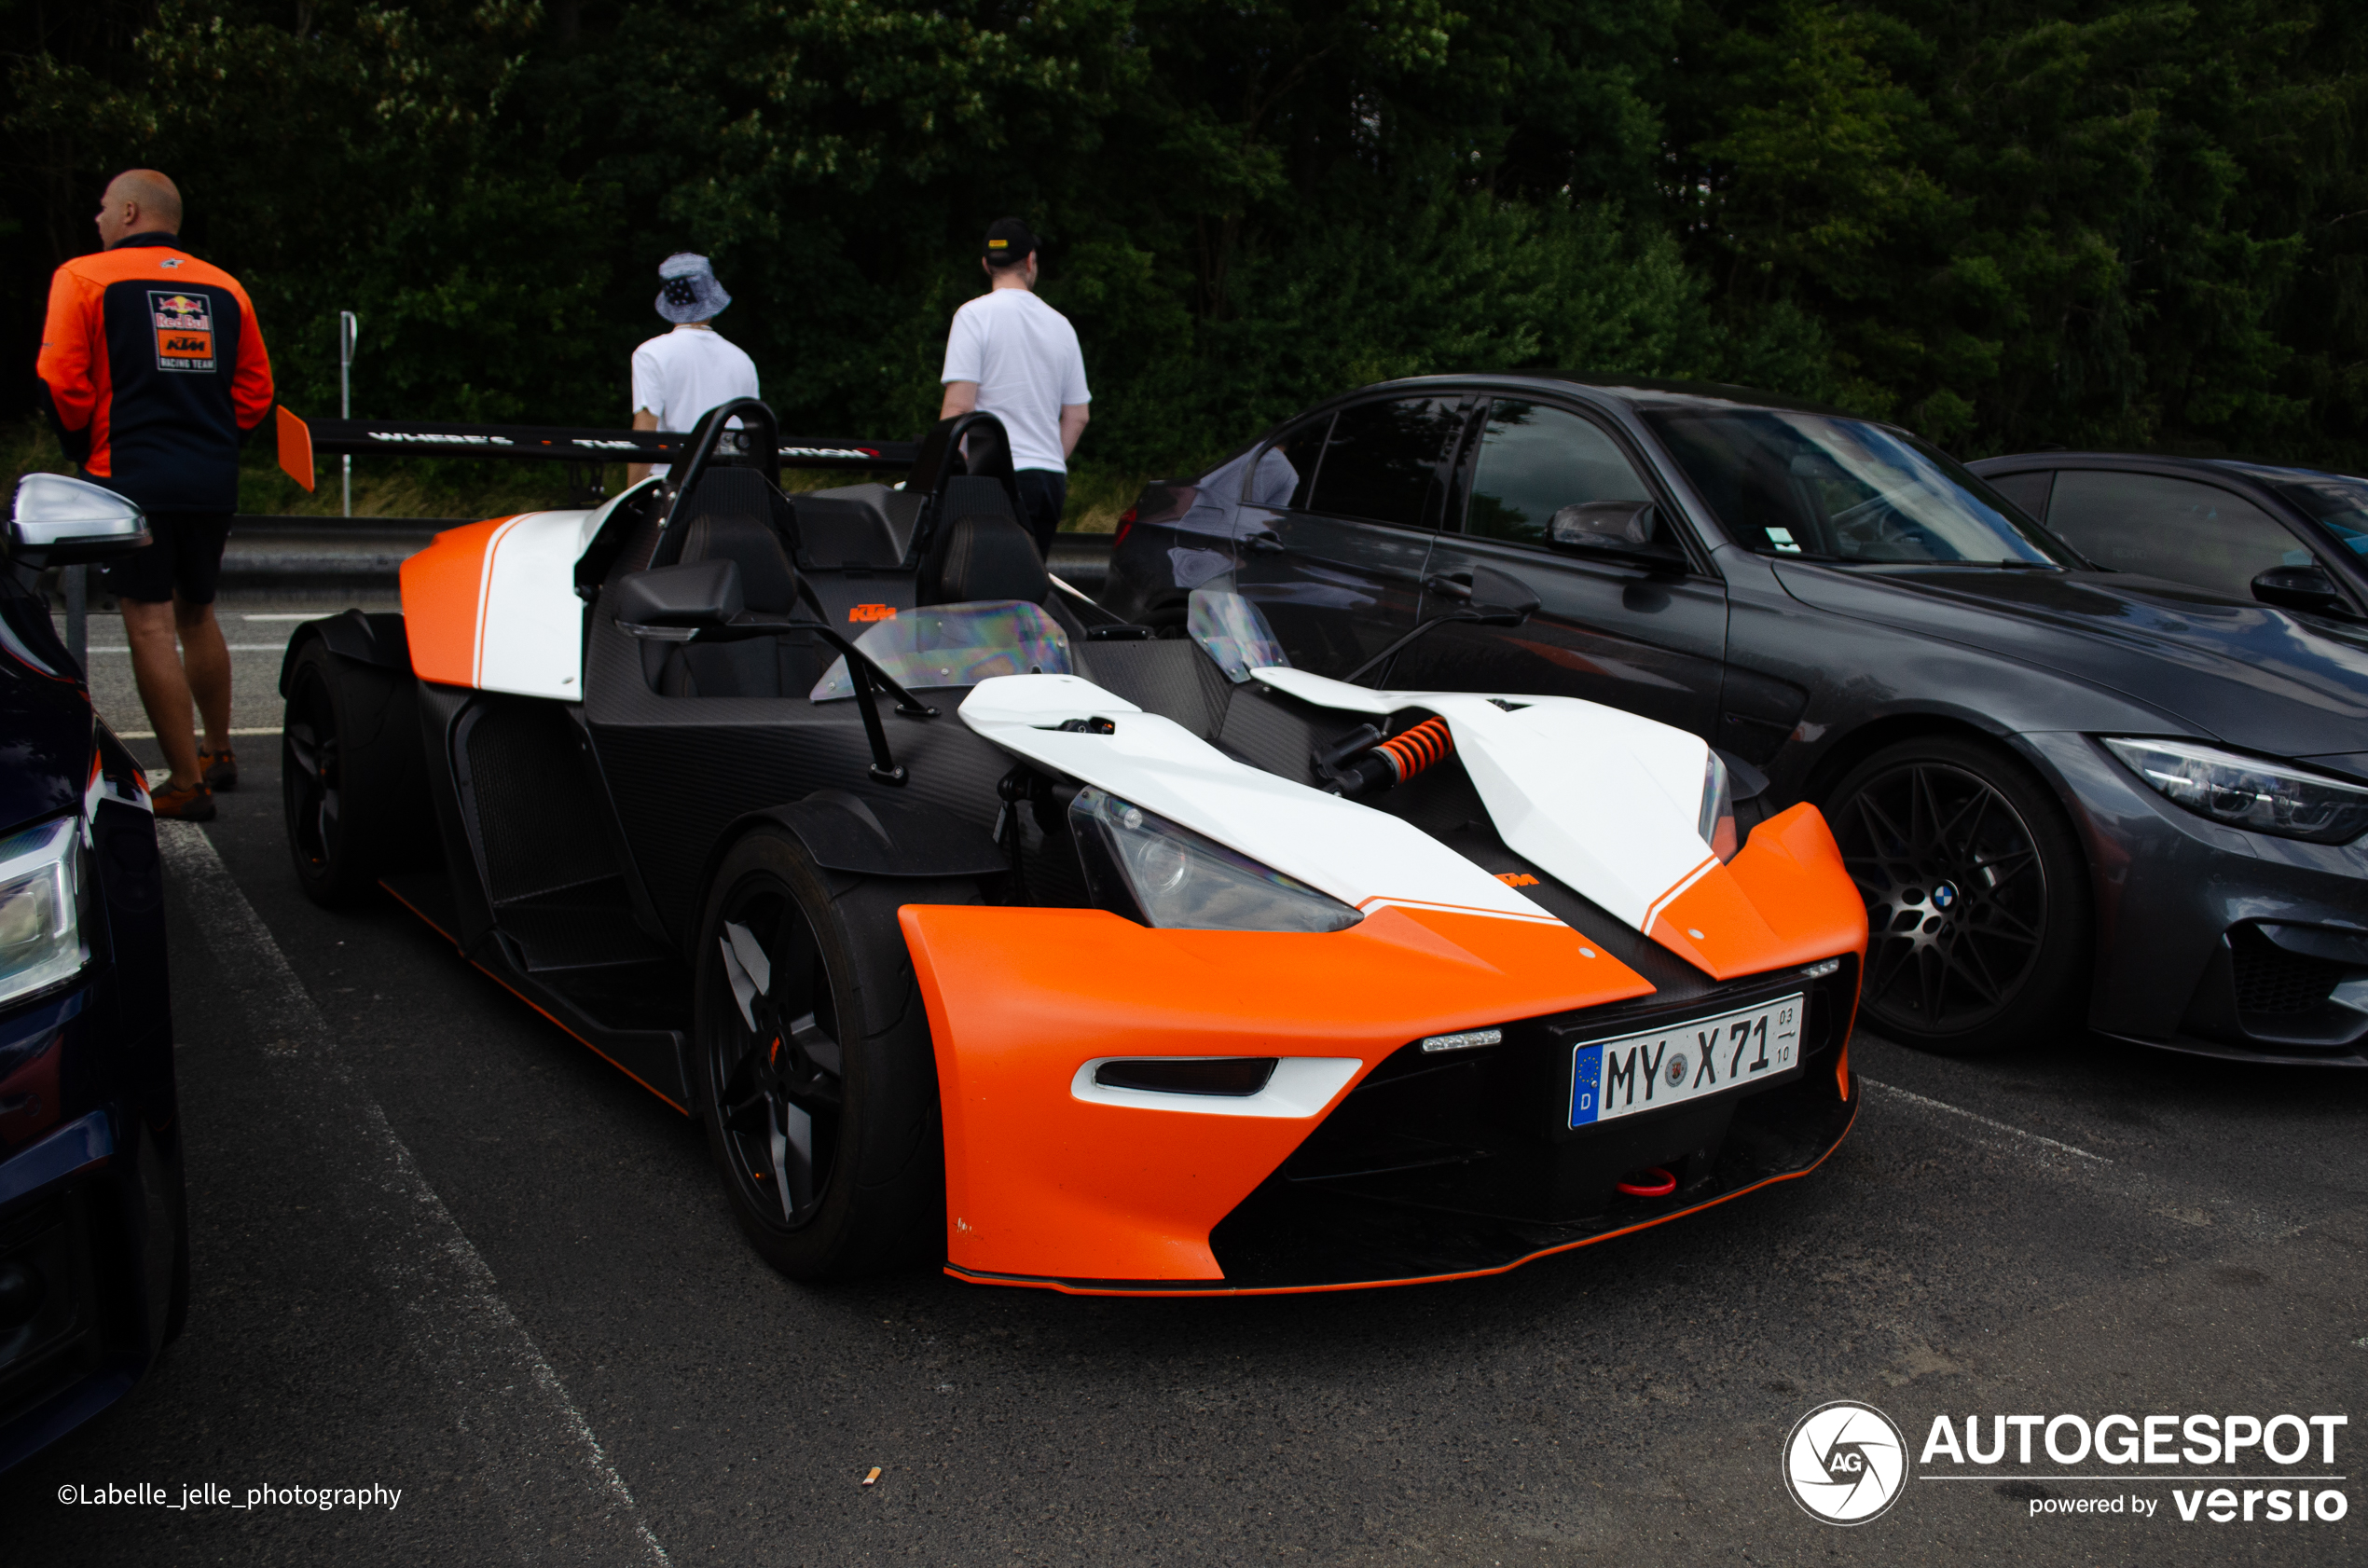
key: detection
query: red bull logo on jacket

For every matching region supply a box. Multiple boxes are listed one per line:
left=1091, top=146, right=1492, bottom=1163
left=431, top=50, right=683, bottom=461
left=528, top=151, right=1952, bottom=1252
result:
left=149, top=291, right=215, bottom=373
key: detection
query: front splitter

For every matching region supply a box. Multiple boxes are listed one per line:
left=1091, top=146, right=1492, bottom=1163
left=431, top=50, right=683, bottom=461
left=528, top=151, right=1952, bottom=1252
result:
left=943, top=1076, right=1858, bottom=1296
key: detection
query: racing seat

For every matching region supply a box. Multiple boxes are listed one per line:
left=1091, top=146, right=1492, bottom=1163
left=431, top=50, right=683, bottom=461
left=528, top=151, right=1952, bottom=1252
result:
left=791, top=485, right=911, bottom=569
left=918, top=511, right=1052, bottom=606
left=654, top=511, right=829, bottom=698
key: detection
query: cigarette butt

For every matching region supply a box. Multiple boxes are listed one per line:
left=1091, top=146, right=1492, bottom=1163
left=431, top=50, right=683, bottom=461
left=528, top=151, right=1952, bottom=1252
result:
left=861, top=1467, right=882, bottom=1486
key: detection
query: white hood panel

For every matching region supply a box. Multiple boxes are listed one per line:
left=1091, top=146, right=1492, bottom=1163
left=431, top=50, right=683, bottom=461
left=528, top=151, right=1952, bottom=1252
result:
left=959, top=675, right=1557, bottom=924
left=1191, top=667, right=1722, bottom=932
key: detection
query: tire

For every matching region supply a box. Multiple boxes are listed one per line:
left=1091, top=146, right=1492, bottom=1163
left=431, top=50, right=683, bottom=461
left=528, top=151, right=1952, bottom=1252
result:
left=1822, top=734, right=2090, bottom=1056
left=281, top=639, right=423, bottom=907
left=691, top=825, right=975, bottom=1281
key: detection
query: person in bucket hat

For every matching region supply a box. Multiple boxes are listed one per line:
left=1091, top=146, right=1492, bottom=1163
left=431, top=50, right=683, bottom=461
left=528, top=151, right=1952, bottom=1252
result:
left=628, top=253, right=759, bottom=484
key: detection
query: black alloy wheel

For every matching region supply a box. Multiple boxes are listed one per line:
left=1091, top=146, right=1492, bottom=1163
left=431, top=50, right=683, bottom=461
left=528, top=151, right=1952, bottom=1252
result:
left=1824, top=735, right=2089, bottom=1056
left=692, top=826, right=972, bottom=1281
left=711, top=884, right=844, bottom=1229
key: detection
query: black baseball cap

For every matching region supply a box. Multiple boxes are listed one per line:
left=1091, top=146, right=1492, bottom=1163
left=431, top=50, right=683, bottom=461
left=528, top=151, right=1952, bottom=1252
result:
left=983, top=217, right=1037, bottom=266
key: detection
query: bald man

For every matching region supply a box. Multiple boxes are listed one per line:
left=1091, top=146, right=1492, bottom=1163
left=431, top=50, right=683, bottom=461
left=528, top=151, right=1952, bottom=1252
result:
left=38, top=170, right=275, bottom=819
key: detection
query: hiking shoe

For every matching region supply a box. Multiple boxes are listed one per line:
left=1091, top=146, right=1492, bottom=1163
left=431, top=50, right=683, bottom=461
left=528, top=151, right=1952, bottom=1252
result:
left=200, top=747, right=239, bottom=792
left=151, top=779, right=216, bottom=821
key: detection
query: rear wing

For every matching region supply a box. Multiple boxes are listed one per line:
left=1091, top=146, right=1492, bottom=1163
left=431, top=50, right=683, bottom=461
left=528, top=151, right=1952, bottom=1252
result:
left=273, top=406, right=917, bottom=492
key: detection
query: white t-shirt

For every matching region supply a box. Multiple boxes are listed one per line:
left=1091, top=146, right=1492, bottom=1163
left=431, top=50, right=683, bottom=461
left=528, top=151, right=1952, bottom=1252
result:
left=940, top=288, right=1090, bottom=473
left=630, top=324, right=761, bottom=476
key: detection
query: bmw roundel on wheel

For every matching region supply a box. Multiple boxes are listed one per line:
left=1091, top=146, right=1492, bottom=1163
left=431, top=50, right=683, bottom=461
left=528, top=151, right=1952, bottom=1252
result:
left=278, top=400, right=1865, bottom=1294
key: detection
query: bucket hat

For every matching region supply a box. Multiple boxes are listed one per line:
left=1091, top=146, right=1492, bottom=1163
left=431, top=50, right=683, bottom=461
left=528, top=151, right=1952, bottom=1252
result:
left=655, top=253, right=731, bottom=323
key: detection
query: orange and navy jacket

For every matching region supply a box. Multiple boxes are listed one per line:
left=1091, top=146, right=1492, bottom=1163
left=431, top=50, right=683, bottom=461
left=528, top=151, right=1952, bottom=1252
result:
left=36, top=233, right=274, bottom=514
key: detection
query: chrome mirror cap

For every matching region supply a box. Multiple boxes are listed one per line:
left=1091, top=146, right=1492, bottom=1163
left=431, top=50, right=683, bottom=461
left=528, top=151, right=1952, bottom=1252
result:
left=9, top=473, right=151, bottom=560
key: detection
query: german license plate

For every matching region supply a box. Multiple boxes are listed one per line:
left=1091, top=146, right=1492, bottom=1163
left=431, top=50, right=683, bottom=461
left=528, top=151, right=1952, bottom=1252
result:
left=1569, top=994, right=1804, bottom=1127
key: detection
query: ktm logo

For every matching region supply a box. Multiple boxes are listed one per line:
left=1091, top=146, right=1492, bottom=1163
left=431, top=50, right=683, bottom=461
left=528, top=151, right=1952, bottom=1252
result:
left=1495, top=872, right=1539, bottom=887
left=848, top=604, right=897, bottom=623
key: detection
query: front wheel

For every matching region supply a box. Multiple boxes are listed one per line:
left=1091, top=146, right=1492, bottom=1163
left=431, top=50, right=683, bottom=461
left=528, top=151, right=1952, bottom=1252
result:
left=1824, top=735, right=2090, bottom=1055
left=692, top=826, right=973, bottom=1281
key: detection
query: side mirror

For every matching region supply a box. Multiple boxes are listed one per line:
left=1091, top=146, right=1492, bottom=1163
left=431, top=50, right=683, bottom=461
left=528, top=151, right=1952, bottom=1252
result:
left=8, top=474, right=150, bottom=563
left=2251, top=564, right=2352, bottom=618
left=614, top=558, right=743, bottom=640
left=1549, top=500, right=1681, bottom=567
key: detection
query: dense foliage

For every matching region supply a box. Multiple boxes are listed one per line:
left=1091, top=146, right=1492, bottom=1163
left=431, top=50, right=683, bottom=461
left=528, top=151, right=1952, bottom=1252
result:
left=7, top=0, right=2365, bottom=503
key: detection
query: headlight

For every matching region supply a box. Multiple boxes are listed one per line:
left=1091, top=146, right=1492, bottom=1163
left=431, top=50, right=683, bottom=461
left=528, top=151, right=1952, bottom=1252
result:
left=0, top=818, right=87, bottom=1004
left=1699, top=750, right=1738, bottom=861
left=1068, top=787, right=1362, bottom=932
left=2102, top=737, right=2368, bottom=845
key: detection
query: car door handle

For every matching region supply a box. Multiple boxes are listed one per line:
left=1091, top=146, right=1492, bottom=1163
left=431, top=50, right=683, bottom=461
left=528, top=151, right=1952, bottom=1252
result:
left=1423, top=571, right=1474, bottom=600
left=1245, top=532, right=1287, bottom=555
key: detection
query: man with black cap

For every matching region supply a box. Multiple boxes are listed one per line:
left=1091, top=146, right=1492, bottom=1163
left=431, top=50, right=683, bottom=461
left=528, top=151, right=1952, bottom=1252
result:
left=626, top=252, right=759, bottom=486
left=940, top=218, right=1090, bottom=555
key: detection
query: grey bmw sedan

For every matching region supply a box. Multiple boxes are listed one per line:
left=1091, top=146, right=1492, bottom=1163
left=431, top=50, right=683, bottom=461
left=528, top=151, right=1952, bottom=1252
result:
left=1100, top=376, right=2368, bottom=1065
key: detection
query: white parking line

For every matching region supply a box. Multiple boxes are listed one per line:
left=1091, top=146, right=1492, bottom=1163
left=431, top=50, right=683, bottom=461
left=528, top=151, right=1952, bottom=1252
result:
left=156, top=822, right=670, bottom=1565
left=1860, top=1076, right=2111, bottom=1162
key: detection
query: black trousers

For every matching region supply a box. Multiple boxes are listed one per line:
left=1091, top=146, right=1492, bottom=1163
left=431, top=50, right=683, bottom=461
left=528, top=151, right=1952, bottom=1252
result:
left=1012, top=469, right=1067, bottom=558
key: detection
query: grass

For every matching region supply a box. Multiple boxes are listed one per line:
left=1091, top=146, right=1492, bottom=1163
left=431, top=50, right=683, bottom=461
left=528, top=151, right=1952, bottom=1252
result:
left=1060, top=464, right=1148, bottom=533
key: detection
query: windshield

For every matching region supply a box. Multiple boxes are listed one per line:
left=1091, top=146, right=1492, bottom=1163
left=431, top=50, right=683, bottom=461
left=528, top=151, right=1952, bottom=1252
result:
left=1188, top=588, right=1290, bottom=682
left=1642, top=407, right=2067, bottom=566
left=2275, top=476, right=2368, bottom=560
left=809, top=600, right=1071, bottom=701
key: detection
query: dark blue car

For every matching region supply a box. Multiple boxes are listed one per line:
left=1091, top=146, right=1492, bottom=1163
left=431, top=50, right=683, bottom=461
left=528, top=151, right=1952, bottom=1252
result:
left=0, top=475, right=186, bottom=1473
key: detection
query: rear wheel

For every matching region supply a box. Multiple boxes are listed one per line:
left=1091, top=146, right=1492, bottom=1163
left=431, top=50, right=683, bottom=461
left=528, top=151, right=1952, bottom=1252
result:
left=1824, top=735, right=2089, bottom=1055
left=692, top=826, right=972, bottom=1281
left=282, top=639, right=421, bottom=907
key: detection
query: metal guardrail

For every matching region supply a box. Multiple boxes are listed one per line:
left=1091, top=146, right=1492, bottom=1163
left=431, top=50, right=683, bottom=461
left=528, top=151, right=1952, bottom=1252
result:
left=53, top=519, right=1114, bottom=653
left=273, top=410, right=919, bottom=499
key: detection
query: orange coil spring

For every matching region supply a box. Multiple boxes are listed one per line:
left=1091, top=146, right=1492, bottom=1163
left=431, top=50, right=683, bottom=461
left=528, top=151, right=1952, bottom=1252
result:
left=1375, top=717, right=1454, bottom=781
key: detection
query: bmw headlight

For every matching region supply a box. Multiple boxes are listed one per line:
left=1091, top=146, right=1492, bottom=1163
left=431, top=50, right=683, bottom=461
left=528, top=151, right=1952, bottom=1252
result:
left=1699, top=750, right=1739, bottom=862
left=1068, top=787, right=1362, bottom=932
left=2102, top=737, right=2368, bottom=845
left=0, top=818, right=87, bottom=1005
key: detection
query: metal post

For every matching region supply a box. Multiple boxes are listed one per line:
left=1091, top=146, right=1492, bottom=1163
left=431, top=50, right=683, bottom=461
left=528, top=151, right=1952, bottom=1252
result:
left=339, top=311, right=360, bottom=517
left=63, top=563, right=86, bottom=668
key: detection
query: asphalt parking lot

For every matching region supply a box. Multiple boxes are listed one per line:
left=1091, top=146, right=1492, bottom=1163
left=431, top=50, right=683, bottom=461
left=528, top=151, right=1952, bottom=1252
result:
left=6, top=595, right=2364, bottom=1565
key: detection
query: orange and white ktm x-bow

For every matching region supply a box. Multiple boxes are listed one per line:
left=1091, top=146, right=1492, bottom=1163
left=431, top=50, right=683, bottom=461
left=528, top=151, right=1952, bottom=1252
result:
left=279, top=401, right=1865, bottom=1294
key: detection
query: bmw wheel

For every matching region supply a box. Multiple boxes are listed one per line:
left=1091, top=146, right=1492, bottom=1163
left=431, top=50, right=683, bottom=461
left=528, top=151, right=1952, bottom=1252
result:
left=692, top=825, right=972, bottom=1281
left=1824, top=736, right=2089, bottom=1055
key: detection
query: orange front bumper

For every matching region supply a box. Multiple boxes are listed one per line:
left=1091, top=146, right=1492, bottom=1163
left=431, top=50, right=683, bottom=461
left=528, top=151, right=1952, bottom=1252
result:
left=898, top=802, right=1868, bottom=1291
